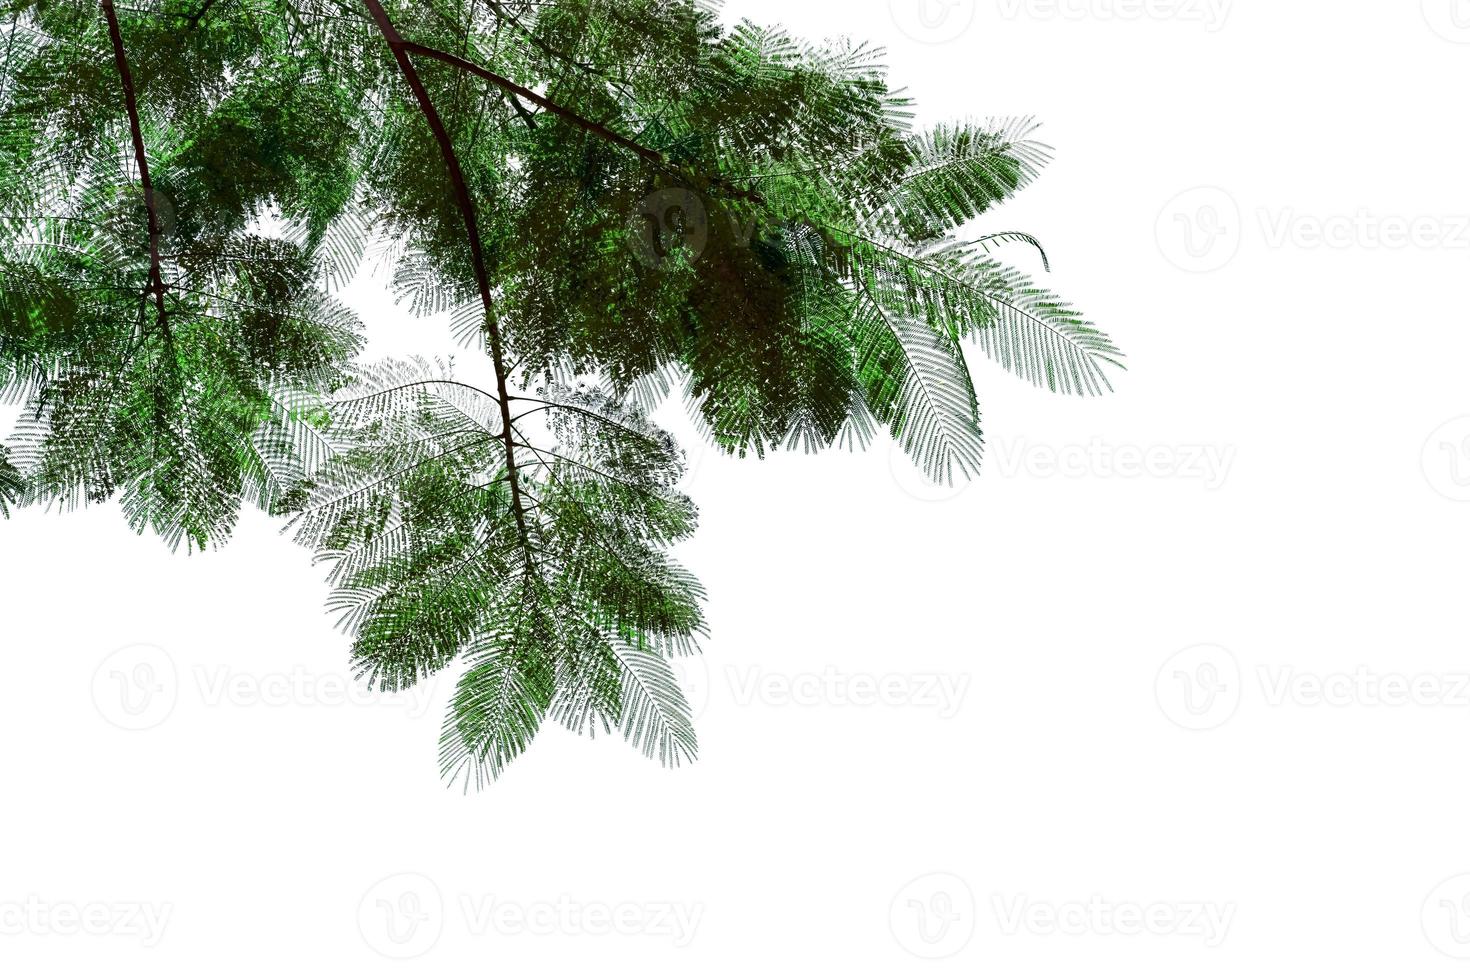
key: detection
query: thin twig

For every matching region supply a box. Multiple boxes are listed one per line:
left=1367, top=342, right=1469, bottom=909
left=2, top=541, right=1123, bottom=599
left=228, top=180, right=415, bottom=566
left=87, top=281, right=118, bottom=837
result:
left=400, top=40, right=666, bottom=166
left=398, top=39, right=764, bottom=205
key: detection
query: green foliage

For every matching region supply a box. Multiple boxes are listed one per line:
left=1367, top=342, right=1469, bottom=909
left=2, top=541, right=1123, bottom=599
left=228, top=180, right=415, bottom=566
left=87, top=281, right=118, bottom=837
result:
left=0, top=0, right=1123, bottom=784
left=288, top=360, right=702, bottom=785
left=0, top=444, right=21, bottom=515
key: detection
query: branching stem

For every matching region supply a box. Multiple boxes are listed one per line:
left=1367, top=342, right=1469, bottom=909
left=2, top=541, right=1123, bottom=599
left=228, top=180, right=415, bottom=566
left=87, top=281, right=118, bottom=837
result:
left=395, top=38, right=763, bottom=205
left=399, top=40, right=666, bottom=168
left=185, top=0, right=217, bottom=28
left=360, top=0, right=531, bottom=544
left=100, top=0, right=167, bottom=332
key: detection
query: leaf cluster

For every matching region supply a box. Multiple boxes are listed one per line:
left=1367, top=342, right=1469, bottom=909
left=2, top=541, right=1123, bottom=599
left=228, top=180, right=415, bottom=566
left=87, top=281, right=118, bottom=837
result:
left=0, top=0, right=1122, bottom=782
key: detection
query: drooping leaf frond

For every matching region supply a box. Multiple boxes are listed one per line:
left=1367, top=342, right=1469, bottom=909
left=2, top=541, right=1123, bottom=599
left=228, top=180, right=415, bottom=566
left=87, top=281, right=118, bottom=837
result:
left=288, top=359, right=703, bottom=784
left=864, top=119, right=1052, bottom=245
left=0, top=445, right=22, bottom=517
left=851, top=290, right=985, bottom=485
left=845, top=237, right=1124, bottom=397
left=441, top=608, right=558, bottom=788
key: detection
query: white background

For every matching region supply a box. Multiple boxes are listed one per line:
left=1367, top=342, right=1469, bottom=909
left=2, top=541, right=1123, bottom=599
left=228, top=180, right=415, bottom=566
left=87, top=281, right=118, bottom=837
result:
left=5, top=0, right=1470, bottom=975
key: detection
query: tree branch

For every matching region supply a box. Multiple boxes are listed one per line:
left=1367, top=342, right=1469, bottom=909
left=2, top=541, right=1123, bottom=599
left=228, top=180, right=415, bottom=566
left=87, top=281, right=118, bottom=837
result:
left=100, top=0, right=167, bottom=330
left=185, top=0, right=217, bottom=28
left=360, top=0, right=532, bottom=543
left=397, top=39, right=764, bottom=205
left=399, top=40, right=665, bottom=166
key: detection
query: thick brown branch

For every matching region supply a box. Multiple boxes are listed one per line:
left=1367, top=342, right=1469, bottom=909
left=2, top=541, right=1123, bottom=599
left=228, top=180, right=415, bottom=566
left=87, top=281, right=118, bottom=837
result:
left=398, top=39, right=764, bottom=206
left=100, top=0, right=167, bottom=329
left=360, top=0, right=531, bottom=541
left=185, top=0, right=217, bottom=28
